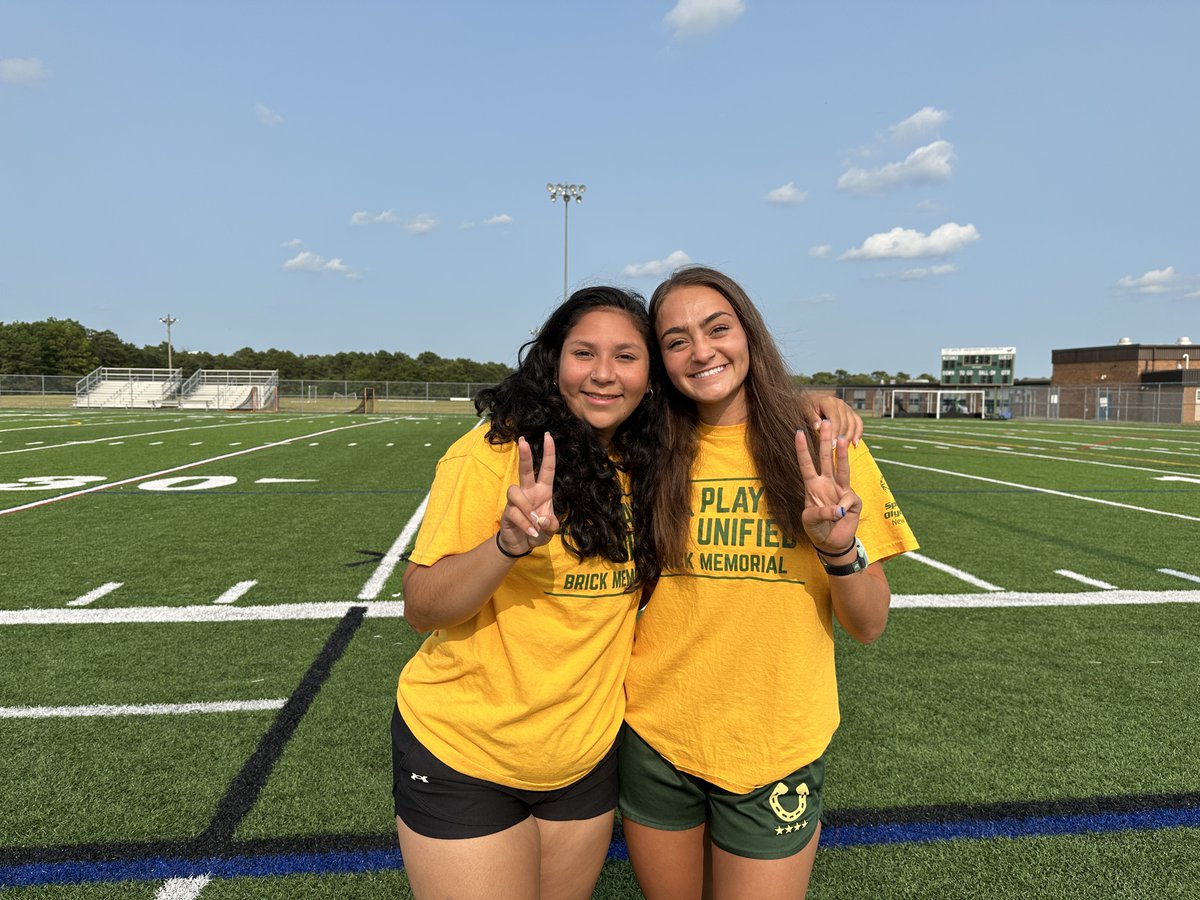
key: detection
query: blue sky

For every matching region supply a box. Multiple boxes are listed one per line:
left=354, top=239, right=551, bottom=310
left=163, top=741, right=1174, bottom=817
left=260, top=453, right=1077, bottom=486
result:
left=3, top=1, right=1197, bottom=379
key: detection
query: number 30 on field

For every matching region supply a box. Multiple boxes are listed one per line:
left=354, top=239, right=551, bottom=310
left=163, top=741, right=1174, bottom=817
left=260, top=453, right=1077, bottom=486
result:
left=0, top=476, right=240, bottom=491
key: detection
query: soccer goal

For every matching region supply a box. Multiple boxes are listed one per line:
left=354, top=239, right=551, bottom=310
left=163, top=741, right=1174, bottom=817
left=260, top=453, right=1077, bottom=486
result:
left=887, top=388, right=986, bottom=419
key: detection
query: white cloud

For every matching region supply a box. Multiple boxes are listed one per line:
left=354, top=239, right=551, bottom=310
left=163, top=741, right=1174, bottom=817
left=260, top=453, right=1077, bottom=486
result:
left=1117, top=266, right=1177, bottom=294
left=894, top=264, right=957, bottom=280
left=1, top=57, right=46, bottom=85
left=809, top=245, right=832, bottom=259
left=255, top=103, right=283, bottom=126
left=665, top=0, right=745, bottom=37
left=485, top=213, right=513, bottom=225
left=841, top=222, right=979, bottom=260
left=281, top=238, right=303, bottom=248
left=404, top=213, right=438, bottom=235
left=623, top=250, right=692, bottom=278
left=765, top=182, right=807, bottom=206
left=351, top=210, right=399, bottom=225
left=837, top=140, right=955, bottom=193
left=283, top=250, right=358, bottom=279
left=888, top=106, right=949, bottom=144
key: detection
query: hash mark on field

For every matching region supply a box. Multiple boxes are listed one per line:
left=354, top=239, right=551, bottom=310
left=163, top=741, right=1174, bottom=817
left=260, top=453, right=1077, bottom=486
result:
left=155, top=876, right=211, bottom=900
left=1159, top=568, right=1200, bottom=584
left=214, top=581, right=257, bottom=604
left=190, top=442, right=202, bottom=446
left=891, top=589, right=1200, bottom=608
left=906, top=553, right=1004, bottom=591
left=1055, top=570, right=1118, bottom=589
left=0, top=699, right=287, bottom=719
left=68, top=582, right=123, bottom=606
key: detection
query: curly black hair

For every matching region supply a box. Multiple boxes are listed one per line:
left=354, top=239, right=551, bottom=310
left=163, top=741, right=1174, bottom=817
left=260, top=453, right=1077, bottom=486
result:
left=475, top=285, right=665, bottom=588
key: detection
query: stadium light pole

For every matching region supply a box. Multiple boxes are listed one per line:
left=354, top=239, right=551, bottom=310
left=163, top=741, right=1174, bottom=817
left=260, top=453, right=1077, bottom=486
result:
left=159, top=314, right=178, bottom=370
left=547, top=183, right=585, bottom=301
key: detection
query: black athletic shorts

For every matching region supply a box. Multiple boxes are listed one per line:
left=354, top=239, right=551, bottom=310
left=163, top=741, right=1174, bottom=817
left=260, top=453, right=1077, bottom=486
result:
left=391, top=705, right=620, bottom=839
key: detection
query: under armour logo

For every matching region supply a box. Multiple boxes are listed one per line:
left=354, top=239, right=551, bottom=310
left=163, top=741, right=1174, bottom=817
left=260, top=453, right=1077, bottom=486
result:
left=410, top=773, right=429, bottom=783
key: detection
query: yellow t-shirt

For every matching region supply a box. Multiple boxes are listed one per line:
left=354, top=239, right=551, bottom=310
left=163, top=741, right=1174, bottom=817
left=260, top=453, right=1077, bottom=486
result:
left=397, top=426, right=641, bottom=790
left=623, top=423, right=918, bottom=793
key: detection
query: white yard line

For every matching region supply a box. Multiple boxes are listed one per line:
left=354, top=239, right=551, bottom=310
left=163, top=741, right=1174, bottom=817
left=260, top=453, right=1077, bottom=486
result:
left=214, top=581, right=258, bottom=604
left=0, top=418, right=400, bottom=517
left=891, top=589, right=1200, bottom=609
left=872, top=435, right=1190, bottom=477
left=1159, top=568, right=1200, bottom=584
left=358, top=493, right=429, bottom=600
left=67, top=582, right=123, bottom=606
left=155, top=876, right=212, bottom=900
left=877, top=457, right=1200, bottom=523
left=0, top=600, right=406, bottom=626
left=0, top=699, right=286, bottom=719
left=356, top=417, right=482, bottom=601
left=905, top=552, right=1005, bottom=591
left=1055, top=569, right=1119, bottom=589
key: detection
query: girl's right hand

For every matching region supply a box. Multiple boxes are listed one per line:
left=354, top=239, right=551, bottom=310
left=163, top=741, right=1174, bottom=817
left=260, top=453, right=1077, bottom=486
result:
left=499, top=433, right=560, bottom=555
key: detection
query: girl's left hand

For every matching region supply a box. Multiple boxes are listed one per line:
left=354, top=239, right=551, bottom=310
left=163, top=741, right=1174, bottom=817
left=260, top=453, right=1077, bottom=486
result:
left=795, top=419, right=862, bottom=553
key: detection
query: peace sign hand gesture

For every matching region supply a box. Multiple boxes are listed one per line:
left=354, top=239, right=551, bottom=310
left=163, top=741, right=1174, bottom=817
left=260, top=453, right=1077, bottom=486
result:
left=795, top=419, right=862, bottom=554
left=498, top=433, right=560, bottom=556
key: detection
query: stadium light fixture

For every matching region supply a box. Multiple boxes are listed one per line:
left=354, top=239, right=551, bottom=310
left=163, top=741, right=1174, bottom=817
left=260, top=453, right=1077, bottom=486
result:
left=159, top=314, right=178, bottom=371
left=547, top=183, right=586, bottom=301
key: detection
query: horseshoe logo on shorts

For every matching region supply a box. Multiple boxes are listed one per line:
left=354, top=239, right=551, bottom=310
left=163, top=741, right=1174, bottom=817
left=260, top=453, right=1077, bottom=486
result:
left=769, top=782, right=809, bottom=822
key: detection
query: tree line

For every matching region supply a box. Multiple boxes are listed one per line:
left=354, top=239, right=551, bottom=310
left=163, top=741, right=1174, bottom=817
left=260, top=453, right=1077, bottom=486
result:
left=0, top=318, right=514, bottom=384
left=1, top=317, right=935, bottom=386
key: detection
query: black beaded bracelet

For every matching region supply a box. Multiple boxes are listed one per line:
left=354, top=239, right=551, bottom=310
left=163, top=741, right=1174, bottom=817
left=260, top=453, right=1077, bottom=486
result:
left=815, top=537, right=858, bottom=558
left=496, top=531, right=533, bottom=559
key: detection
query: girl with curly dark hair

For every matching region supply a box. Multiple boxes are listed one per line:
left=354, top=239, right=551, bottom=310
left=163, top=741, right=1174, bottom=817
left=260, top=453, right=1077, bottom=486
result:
left=392, top=285, right=666, bottom=900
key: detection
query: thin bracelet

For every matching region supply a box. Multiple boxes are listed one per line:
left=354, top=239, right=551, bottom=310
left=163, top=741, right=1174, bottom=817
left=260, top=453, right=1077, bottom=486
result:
left=815, top=537, right=857, bottom=558
left=496, top=531, right=533, bottom=559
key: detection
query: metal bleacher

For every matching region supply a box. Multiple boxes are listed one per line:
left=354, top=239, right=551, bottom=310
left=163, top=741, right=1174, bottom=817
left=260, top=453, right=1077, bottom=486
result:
left=74, top=368, right=182, bottom=409
left=74, top=368, right=279, bottom=411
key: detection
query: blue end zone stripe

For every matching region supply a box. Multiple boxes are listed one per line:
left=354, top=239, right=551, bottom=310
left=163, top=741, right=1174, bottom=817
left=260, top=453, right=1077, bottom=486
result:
left=4, top=805, right=1200, bottom=887
left=820, top=805, right=1200, bottom=847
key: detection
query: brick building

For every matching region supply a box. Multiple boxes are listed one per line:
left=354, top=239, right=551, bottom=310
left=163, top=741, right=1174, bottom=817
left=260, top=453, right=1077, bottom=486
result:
left=1050, top=337, right=1197, bottom=424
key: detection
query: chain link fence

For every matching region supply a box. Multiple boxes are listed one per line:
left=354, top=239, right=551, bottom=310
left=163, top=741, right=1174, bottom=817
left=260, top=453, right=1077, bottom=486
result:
left=2, top=374, right=1196, bottom=424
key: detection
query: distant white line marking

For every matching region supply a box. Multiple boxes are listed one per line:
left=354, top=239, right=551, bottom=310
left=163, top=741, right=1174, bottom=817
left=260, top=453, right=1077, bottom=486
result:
left=0, top=699, right=286, bottom=719
left=68, top=582, right=123, bottom=607
left=150, top=441, right=164, bottom=445
left=0, top=600, right=405, bottom=626
left=1055, top=570, right=1118, bottom=589
left=891, top=590, right=1200, bottom=608
left=1159, top=568, right=1200, bottom=584
left=109, top=441, right=124, bottom=446
left=906, top=552, right=1004, bottom=591
left=155, top=876, right=212, bottom=900
left=877, top=458, right=1200, bottom=523
left=359, top=493, right=429, bottom=600
left=190, top=442, right=203, bottom=446
left=1154, top=475, right=1200, bottom=484
left=214, top=581, right=257, bottom=604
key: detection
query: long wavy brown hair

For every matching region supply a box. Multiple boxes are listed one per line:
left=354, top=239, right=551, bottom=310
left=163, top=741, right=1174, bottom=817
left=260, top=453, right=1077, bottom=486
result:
left=649, top=266, right=819, bottom=569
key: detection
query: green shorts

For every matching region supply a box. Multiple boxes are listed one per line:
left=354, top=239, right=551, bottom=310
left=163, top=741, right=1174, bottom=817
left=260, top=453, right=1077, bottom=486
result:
left=618, top=724, right=825, bottom=860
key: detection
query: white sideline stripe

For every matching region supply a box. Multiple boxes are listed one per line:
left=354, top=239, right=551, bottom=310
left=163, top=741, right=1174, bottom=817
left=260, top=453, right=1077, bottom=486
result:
left=358, top=492, right=429, bottom=600
left=892, top=590, right=1200, bottom=608
left=68, top=582, right=123, bottom=606
left=877, top=458, right=1200, bottom=523
left=356, top=418, right=483, bottom=601
left=1160, top=568, right=1200, bottom=584
left=155, top=876, right=212, bottom=900
left=0, top=600, right=406, bottom=626
left=0, top=699, right=286, bottom=719
left=214, top=580, right=257, bottom=604
left=0, top=418, right=402, bottom=517
left=1055, top=569, right=1118, bottom=589
left=905, top=552, right=1004, bottom=591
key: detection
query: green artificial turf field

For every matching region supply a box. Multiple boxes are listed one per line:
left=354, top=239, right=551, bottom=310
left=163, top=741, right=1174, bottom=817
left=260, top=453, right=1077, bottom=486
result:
left=1, top=410, right=1198, bottom=898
